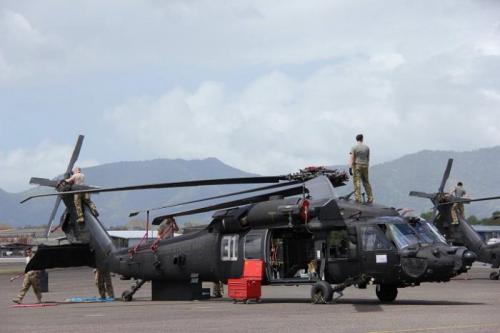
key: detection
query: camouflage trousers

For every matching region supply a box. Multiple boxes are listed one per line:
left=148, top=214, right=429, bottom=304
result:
left=353, top=165, right=373, bottom=203
left=213, top=281, right=224, bottom=297
left=15, top=271, right=42, bottom=303
left=450, top=203, right=464, bottom=225
left=95, top=269, right=114, bottom=299
left=74, top=193, right=99, bottom=223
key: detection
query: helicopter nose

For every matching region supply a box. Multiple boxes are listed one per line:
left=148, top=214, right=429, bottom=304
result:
left=462, top=250, right=476, bottom=267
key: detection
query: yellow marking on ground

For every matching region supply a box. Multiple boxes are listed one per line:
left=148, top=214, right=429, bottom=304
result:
left=368, top=323, right=499, bottom=333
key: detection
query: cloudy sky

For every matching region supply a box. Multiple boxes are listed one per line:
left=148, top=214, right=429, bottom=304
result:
left=1, top=0, right=499, bottom=193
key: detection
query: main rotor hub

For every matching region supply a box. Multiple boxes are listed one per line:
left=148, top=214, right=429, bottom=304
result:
left=288, top=166, right=349, bottom=187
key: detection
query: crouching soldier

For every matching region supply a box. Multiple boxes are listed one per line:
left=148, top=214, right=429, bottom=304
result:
left=213, top=281, right=224, bottom=298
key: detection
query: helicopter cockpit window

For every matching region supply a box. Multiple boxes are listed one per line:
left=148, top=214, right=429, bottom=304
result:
left=360, top=225, right=394, bottom=251
left=412, top=220, right=447, bottom=245
left=387, top=223, right=420, bottom=249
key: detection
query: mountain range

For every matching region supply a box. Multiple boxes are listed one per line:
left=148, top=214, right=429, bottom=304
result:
left=1, top=147, right=499, bottom=228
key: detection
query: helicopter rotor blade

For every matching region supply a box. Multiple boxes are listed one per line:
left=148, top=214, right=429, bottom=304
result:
left=21, top=175, right=290, bottom=203
left=430, top=205, right=438, bottom=222
left=44, top=197, right=62, bottom=237
left=65, top=135, right=84, bottom=177
left=38, top=135, right=84, bottom=237
left=152, top=184, right=305, bottom=225
left=30, top=178, right=59, bottom=187
left=129, top=180, right=301, bottom=217
left=438, top=158, right=453, bottom=194
left=438, top=195, right=500, bottom=206
left=409, top=191, right=435, bottom=199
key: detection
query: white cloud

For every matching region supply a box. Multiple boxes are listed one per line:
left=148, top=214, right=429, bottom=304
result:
left=1, top=1, right=499, bottom=84
left=1, top=0, right=499, bottom=190
left=105, top=44, right=500, bottom=176
left=0, top=141, right=98, bottom=193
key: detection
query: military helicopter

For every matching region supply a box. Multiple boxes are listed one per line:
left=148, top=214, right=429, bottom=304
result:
left=410, top=159, right=500, bottom=280
left=22, top=136, right=476, bottom=304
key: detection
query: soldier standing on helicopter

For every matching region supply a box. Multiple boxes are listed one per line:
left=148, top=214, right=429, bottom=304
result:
left=449, top=181, right=467, bottom=224
left=349, top=134, right=373, bottom=204
left=65, top=167, right=98, bottom=223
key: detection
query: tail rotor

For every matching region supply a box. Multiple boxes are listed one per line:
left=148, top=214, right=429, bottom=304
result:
left=41, top=135, right=85, bottom=237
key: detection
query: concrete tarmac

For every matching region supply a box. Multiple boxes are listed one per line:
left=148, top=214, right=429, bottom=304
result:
left=1, top=265, right=499, bottom=333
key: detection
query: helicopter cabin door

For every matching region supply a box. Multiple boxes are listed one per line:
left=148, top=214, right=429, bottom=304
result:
left=357, top=224, right=399, bottom=282
left=326, top=229, right=359, bottom=282
left=266, top=229, right=316, bottom=283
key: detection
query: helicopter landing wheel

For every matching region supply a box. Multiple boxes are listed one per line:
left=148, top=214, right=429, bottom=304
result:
left=376, top=285, right=398, bottom=303
left=311, top=281, right=333, bottom=304
left=489, top=272, right=499, bottom=280
left=121, top=290, right=133, bottom=302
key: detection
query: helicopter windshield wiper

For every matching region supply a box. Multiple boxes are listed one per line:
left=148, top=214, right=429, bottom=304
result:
left=339, top=191, right=355, bottom=201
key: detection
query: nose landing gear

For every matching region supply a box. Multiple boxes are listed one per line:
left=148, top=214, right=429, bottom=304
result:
left=375, top=284, right=398, bottom=302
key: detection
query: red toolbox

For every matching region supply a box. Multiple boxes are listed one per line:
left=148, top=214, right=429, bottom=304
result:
left=228, top=259, right=264, bottom=303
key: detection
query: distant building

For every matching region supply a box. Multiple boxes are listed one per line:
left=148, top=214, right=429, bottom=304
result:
left=0, top=243, right=32, bottom=257
left=108, top=230, right=157, bottom=248
left=473, top=225, right=500, bottom=243
left=108, top=230, right=181, bottom=248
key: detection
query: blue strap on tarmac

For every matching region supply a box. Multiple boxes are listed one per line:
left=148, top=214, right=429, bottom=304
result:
left=64, top=297, right=114, bottom=303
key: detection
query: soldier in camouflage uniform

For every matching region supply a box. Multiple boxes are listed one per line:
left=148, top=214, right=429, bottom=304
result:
left=65, top=167, right=98, bottom=223
left=349, top=134, right=373, bottom=204
left=212, top=281, right=224, bottom=298
left=12, top=249, right=42, bottom=304
left=94, top=268, right=114, bottom=299
left=157, top=217, right=179, bottom=240
left=449, top=182, right=467, bottom=225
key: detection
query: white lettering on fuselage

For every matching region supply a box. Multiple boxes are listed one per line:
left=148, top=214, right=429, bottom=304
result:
left=221, top=235, right=239, bottom=261
left=376, top=254, right=387, bottom=264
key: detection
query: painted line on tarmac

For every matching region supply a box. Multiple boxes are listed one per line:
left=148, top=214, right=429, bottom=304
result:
left=367, top=323, right=499, bottom=333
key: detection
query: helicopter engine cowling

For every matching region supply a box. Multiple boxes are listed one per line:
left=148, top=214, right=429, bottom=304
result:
left=245, top=198, right=304, bottom=228
left=214, top=198, right=313, bottom=233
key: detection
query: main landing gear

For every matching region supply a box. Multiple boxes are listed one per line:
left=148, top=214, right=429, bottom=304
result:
left=122, top=279, right=146, bottom=302
left=310, top=281, right=333, bottom=304
left=311, top=276, right=369, bottom=304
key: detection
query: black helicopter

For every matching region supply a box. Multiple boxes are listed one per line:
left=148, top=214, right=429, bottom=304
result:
left=410, top=159, right=500, bottom=280
left=22, top=136, right=476, bottom=304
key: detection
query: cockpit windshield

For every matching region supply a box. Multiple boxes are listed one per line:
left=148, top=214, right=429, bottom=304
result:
left=412, top=220, right=447, bottom=244
left=387, top=223, right=420, bottom=249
